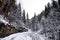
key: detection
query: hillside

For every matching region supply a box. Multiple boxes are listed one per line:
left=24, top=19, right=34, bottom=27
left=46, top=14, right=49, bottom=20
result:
left=29, top=0, right=60, bottom=40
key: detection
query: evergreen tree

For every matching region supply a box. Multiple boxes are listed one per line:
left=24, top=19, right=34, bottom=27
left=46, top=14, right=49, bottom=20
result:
left=52, top=0, right=58, bottom=8
left=45, top=5, right=49, bottom=18
left=26, top=12, right=29, bottom=28
left=58, top=0, right=60, bottom=6
left=32, top=13, right=38, bottom=31
left=47, top=3, right=51, bottom=9
left=8, top=0, right=16, bottom=6
left=22, top=10, right=26, bottom=24
left=16, top=3, right=22, bottom=20
left=45, top=5, right=47, bottom=12
left=27, top=12, right=29, bottom=24
left=18, top=3, right=21, bottom=16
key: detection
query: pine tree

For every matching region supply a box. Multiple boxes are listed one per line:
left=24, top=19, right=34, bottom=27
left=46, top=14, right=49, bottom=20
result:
left=47, top=3, right=51, bottom=9
left=45, top=5, right=48, bottom=12
left=52, top=0, right=58, bottom=8
left=32, top=13, right=38, bottom=31
left=18, top=3, right=21, bottom=16
left=22, top=10, right=26, bottom=24
left=45, top=5, right=49, bottom=18
left=27, top=12, right=29, bottom=23
left=58, top=0, right=60, bottom=6
left=26, top=12, right=29, bottom=28
left=16, top=3, right=22, bottom=20
left=7, top=0, right=16, bottom=11
left=8, top=0, right=16, bottom=6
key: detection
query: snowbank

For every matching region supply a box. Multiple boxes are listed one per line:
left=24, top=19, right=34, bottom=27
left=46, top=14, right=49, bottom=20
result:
left=1, top=32, right=32, bottom=40
left=0, top=32, right=46, bottom=40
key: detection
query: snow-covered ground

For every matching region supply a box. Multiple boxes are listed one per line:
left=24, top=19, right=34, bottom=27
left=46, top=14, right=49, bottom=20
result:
left=0, top=31, right=46, bottom=40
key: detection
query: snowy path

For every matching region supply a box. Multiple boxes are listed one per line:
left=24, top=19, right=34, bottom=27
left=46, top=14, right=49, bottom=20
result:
left=0, top=32, right=46, bottom=40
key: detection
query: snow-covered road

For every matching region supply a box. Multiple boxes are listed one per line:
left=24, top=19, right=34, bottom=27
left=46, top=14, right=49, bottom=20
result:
left=0, top=32, right=46, bottom=40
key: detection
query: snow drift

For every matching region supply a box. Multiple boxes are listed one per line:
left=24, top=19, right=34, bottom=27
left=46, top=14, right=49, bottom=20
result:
left=0, top=32, right=46, bottom=40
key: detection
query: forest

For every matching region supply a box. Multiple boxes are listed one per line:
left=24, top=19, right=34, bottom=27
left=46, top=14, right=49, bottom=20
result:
left=0, top=0, right=60, bottom=40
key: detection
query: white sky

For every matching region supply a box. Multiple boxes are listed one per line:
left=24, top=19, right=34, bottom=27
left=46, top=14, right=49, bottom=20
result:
left=16, top=0, right=52, bottom=19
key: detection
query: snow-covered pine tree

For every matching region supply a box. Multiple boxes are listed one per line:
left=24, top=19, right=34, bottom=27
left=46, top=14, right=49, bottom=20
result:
left=26, top=12, right=29, bottom=28
left=27, top=12, right=29, bottom=23
left=45, top=5, right=49, bottom=18
left=16, top=3, right=22, bottom=20
left=52, top=0, right=58, bottom=8
left=31, top=13, right=38, bottom=31
left=22, top=10, right=26, bottom=24
left=26, top=12, right=30, bottom=28
left=17, top=3, right=21, bottom=16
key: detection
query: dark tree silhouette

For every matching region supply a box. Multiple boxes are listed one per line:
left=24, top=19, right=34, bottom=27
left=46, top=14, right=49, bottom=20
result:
left=45, top=5, right=49, bottom=18
left=22, top=10, right=26, bottom=24
left=52, top=0, right=58, bottom=8
left=27, top=12, right=29, bottom=23
left=47, top=3, right=51, bottom=9
left=58, top=0, right=60, bottom=6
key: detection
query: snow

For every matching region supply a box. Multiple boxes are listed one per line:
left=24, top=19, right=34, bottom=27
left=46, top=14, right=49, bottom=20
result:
left=0, top=15, right=9, bottom=25
left=1, top=32, right=32, bottom=40
left=0, top=32, right=46, bottom=40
